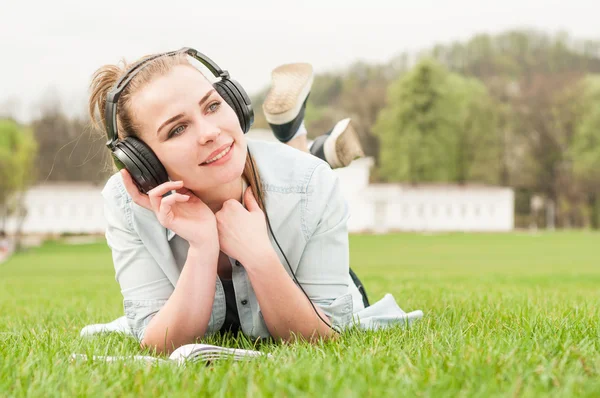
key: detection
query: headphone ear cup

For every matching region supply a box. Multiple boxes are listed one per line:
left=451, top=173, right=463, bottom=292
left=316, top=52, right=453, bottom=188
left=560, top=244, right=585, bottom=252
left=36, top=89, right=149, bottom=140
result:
left=124, top=137, right=169, bottom=184
left=214, top=81, right=244, bottom=130
left=111, top=143, right=149, bottom=193
left=119, top=137, right=169, bottom=193
left=226, top=78, right=254, bottom=132
left=214, top=79, right=254, bottom=133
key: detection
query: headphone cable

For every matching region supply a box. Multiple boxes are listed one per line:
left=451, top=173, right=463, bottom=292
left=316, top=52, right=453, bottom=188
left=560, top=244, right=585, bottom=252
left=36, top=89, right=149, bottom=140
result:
left=247, top=149, right=341, bottom=336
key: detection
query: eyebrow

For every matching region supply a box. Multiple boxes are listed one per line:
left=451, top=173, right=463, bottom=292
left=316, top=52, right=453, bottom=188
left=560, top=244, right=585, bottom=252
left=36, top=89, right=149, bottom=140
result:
left=156, top=89, right=217, bottom=136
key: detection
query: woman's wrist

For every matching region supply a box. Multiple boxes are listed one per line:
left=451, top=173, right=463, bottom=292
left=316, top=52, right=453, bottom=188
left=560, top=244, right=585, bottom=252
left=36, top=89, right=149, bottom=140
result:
left=187, top=223, right=219, bottom=253
left=240, top=245, right=279, bottom=271
left=187, top=240, right=219, bottom=262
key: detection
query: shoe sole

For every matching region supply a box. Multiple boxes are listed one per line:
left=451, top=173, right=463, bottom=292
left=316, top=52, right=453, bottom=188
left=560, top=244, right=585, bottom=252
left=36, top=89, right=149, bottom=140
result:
left=262, top=63, right=314, bottom=125
left=324, top=118, right=365, bottom=168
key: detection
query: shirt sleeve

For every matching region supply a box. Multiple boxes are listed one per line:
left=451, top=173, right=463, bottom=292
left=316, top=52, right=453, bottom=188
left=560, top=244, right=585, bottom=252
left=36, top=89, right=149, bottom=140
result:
left=102, top=174, right=173, bottom=341
left=294, top=162, right=354, bottom=331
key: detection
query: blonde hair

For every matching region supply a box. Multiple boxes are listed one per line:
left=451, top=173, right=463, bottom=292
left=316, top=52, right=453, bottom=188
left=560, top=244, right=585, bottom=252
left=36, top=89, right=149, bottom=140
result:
left=88, top=52, right=266, bottom=212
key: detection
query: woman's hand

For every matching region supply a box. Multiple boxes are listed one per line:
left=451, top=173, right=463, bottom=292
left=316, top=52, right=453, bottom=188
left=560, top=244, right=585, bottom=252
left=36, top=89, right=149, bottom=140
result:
left=120, top=169, right=218, bottom=248
left=215, top=186, right=274, bottom=265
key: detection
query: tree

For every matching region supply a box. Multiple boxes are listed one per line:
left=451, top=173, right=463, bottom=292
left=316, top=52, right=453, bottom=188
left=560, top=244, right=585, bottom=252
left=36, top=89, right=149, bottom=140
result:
left=0, top=119, right=38, bottom=233
left=569, top=75, right=600, bottom=228
left=373, top=59, right=450, bottom=182
left=372, top=59, right=499, bottom=184
left=429, top=30, right=600, bottom=206
left=509, top=72, right=586, bottom=227
left=31, top=107, right=111, bottom=184
left=446, top=74, right=500, bottom=183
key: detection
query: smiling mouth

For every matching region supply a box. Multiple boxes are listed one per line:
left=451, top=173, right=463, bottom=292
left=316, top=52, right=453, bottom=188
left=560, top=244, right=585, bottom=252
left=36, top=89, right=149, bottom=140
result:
left=200, top=143, right=234, bottom=165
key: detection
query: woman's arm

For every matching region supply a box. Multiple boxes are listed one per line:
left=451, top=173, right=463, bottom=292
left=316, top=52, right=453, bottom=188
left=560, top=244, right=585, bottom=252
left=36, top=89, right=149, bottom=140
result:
left=221, top=163, right=352, bottom=343
left=141, top=243, right=219, bottom=354
left=107, top=170, right=222, bottom=355
left=244, top=250, right=338, bottom=342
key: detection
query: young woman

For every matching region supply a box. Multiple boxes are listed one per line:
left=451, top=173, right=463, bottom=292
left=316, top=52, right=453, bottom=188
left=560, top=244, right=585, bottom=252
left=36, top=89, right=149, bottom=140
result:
left=87, top=47, right=421, bottom=354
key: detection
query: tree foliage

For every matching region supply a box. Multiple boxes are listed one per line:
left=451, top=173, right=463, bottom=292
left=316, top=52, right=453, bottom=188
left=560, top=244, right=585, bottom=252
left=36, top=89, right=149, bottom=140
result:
left=0, top=119, right=38, bottom=228
left=373, top=59, right=498, bottom=184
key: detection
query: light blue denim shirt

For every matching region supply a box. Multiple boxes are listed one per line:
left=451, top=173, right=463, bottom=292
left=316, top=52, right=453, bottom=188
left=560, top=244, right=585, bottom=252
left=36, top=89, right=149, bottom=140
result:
left=102, top=139, right=369, bottom=341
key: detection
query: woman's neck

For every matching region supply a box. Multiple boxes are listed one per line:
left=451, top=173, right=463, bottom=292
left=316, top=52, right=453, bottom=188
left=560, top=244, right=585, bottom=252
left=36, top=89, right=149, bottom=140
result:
left=193, top=176, right=244, bottom=214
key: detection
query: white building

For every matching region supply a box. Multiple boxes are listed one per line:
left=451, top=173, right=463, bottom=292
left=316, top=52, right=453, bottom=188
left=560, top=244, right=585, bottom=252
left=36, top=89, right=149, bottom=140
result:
left=4, top=129, right=514, bottom=235
left=352, top=179, right=514, bottom=233
left=4, top=183, right=106, bottom=235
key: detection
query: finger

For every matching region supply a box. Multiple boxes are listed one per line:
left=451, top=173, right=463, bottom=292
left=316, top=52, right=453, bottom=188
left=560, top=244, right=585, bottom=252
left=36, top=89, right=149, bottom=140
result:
left=157, top=194, right=190, bottom=222
left=120, top=169, right=151, bottom=210
left=221, top=199, right=244, bottom=216
left=153, top=192, right=189, bottom=217
left=159, top=193, right=190, bottom=209
left=166, top=193, right=190, bottom=203
left=148, top=180, right=184, bottom=198
left=148, top=181, right=184, bottom=212
left=244, top=186, right=260, bottom=213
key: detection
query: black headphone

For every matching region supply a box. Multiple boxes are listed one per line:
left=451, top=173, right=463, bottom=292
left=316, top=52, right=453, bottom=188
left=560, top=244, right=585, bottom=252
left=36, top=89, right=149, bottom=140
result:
left=104, top=47, right=254, bottom=194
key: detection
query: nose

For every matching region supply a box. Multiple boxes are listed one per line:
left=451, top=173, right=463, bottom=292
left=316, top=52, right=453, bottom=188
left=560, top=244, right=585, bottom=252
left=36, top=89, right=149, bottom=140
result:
left=195, top=117, right=221, bottom=145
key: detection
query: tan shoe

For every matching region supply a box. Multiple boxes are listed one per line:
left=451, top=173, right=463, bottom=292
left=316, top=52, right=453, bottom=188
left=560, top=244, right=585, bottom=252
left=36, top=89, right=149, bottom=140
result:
left=323, top=118, right=365, bottom=168
left=262, top=63, right=313, bottom=142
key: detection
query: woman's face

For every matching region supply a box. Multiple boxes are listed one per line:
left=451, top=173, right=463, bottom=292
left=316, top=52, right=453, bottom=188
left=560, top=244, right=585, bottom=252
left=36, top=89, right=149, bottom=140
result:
left=130, top=64, right=247, bottom=192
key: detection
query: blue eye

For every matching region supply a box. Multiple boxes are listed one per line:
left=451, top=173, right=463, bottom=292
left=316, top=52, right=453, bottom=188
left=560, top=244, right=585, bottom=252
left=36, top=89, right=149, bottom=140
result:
left=168, top=125, right=186, bottom=138
left=208, top=101, right=221, bottom=113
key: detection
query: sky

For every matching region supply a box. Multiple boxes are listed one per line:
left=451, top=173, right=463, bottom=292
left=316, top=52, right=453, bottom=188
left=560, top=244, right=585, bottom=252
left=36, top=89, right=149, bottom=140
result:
left=1, top=0, right=598, bottom=122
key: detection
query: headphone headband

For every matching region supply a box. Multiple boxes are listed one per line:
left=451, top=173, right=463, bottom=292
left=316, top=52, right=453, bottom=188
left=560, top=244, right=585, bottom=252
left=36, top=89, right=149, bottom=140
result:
left=104, top=47, right=231, bottom=148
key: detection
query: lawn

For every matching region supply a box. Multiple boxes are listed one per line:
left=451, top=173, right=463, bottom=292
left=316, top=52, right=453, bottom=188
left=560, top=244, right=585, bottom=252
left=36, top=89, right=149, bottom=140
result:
left=1, top=232, right=599, bottom=397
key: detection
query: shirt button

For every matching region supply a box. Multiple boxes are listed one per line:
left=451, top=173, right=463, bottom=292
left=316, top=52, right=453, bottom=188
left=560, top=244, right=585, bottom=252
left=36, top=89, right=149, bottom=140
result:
left=235, top=261, right=241, bottom=267
left=241, top=299, right=248, bottom=305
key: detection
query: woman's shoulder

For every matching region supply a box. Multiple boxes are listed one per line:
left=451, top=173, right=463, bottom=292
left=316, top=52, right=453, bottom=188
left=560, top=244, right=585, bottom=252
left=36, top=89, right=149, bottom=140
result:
left=101, top=172, right=139, bottom=223
left=101, top=171, right=128, bottom=205
left=101, top=171, right=163, bottom=234
left=246, top=139, right=332, bottom=193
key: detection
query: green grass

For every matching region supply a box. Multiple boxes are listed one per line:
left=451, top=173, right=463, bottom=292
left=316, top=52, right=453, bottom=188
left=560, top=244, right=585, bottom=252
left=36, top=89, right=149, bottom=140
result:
left=1, top=232, right=599, bottom=397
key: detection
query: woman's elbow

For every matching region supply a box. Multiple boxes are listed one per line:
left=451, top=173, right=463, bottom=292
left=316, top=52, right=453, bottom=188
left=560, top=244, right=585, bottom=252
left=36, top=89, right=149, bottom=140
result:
left=281, top=327, right=339, bottom=345
left=140, top=329, right=202, bottom=356
left=140, top=335, right=170, bottom=356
